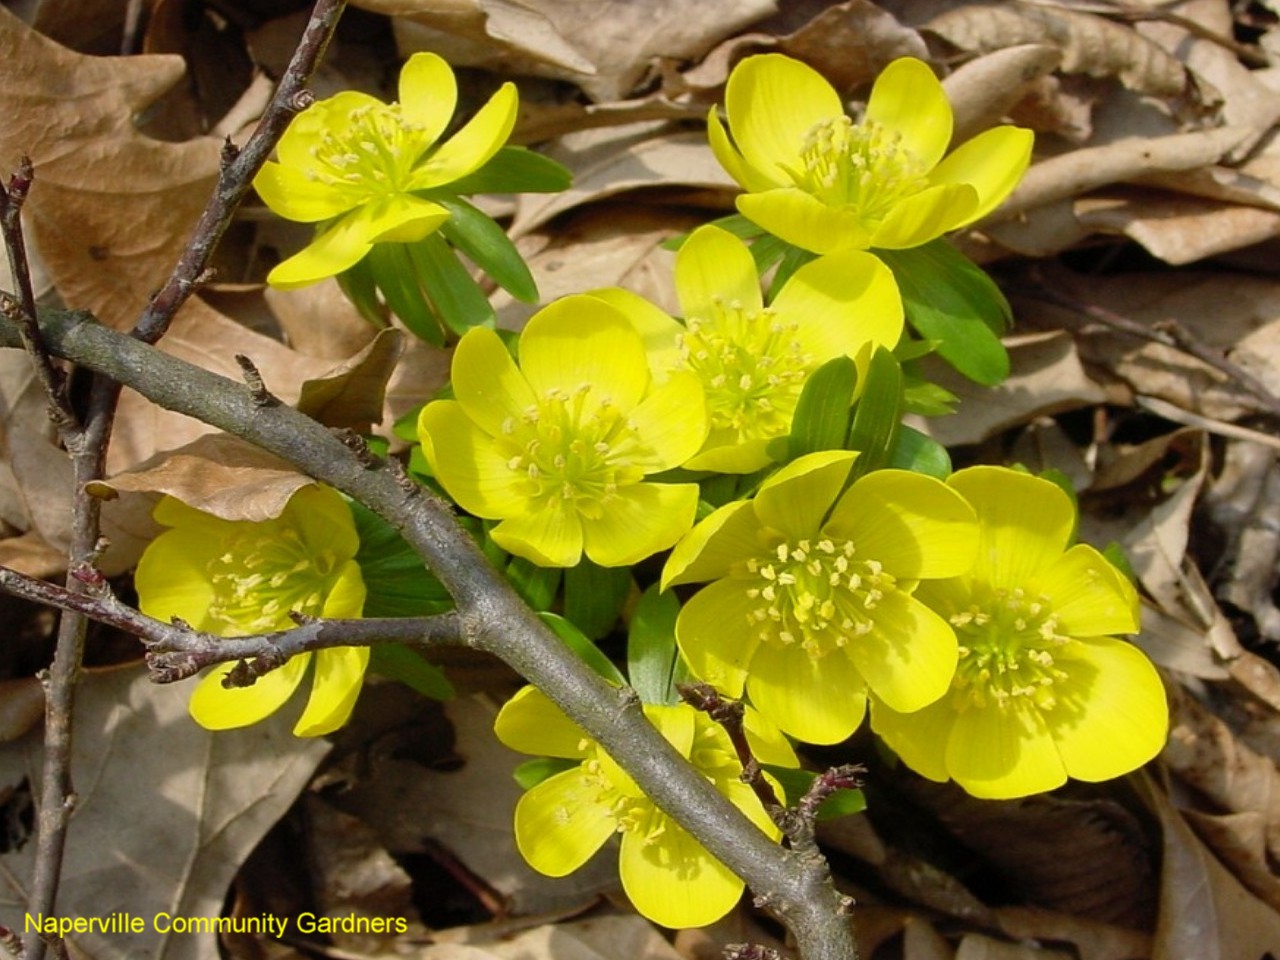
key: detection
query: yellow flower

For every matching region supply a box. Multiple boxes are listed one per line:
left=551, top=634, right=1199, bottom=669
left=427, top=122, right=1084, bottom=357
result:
left=870, top=466, right=1168, bottom=799
left=595, top=224, right=902, bottom=473
left=136, top=485, right=368, bottom=737
left=494, top=685, right=796, bottom=928
left=418, top=295, right=707, bottom=568
left=663, top=452, right=978, bottom=744
left=709, top=54, right=1033, bottom=254
left=255, top=52, right=517, bottom=288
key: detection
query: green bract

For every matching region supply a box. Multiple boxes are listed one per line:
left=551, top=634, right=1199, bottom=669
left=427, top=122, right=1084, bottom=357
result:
left=418, top=294, right=708, bottom=567
left=135, top=485, right=368, bottom=737
left=709, top=54, right=1034, bottom=254
left=597, top=224, right=902, bottom=473
left=255, top=52, right=517, bottom=288
left=494, top=685, right=796, bottom=928
left=871, top=466, right=1169, bottom=799
left=663, top=451, right=978, bottom=744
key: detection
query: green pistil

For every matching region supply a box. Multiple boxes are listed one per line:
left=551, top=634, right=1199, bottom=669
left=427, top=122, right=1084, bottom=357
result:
left=306, top=102, right=431, bottom=196
left=678, top=294, right=812, bottom=442
left=743, top=537, right=893, bottom=657
left=949, top=587, right=1071, bottom=711
left=206, top=527, right=336, bottom=634
left=789, top=115, right=929, bottom=221
left=498, top=384, right=648, bottom=520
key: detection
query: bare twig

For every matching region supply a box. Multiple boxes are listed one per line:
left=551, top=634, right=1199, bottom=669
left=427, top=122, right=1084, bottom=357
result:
left=0, top=160, right=74, bottom=433
left=132, top=0, right=347, bottom=343
left=0, top=306, right=861, bottom=960
left=680, top=682, right=784, bottom=813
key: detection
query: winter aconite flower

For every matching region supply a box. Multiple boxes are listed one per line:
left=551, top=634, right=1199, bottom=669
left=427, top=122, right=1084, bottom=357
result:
left=663, top=451, right=978, bottom=744
left=709, top=54, right=1033, bottom=254
left=255, top=52, right=517, bottom=288
left=596, top=224, right=902, bottom=473
left=871, top=467, right=1168, bottom=799
left=136, top=485, right=368, bottom=737
left=495, top=685, right=796, bottom=928
left=418, top=294, right=707, bottom=567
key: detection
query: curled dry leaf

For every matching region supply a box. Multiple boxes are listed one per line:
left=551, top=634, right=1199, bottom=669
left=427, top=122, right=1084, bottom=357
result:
left=925, top=2, right=1202, bottom=103
left=0, top=7, right=220, bottom=330
left=941, top=43, right=1062, bottom=144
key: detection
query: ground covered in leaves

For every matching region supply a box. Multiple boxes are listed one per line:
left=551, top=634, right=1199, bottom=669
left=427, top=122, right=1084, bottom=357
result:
left=2, top=1, right=1280, bottom=959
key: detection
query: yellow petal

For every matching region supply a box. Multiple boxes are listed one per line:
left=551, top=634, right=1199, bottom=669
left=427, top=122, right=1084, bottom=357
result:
left=867, top=182, right=976, bottom=250
left=519, top=296, right=650, bottom=414
left=397, top=51, right=458, bottom=145
left=626, top=372, right=707, bottom=471
left=846, top=590, right=957, bottom=713
left=1048, top=637, right=1167, bottom=782
left=771, top=249, right=903, bottom=360
left=931, top=125, right=1034, bottom=225
left=586, top=287, right=684, bottom=380
left=254, top=161, right=359, bottom=222
left=134, top=528, right=221, bottom=631
left=319, top=559, right=367, bottom=621
left=275, top=91, right=380, bottom=168
left=580, top=482, right=699, bottom=567
left=683, top=436, right=774, bottom=474
left=418, top=400, right=529, bottom=518
left=947, top=466, right=1074, bottom=588
left=869, top=695, right=954, bottom=783
left=514, top=767, right=616, bottom=876
left=741, top=706, right=800, bottom=768
left=188, top=655, right=311, bottom=731
left=674, top=578, right=761, bottom=697
left=412, top=82, right=518, bottom=188
left=753, top=449, right=859, bottom=542
left=725, top=54, right=843, bottom=187
left=295, top=645, right=370, bottom=736
left=449, top=326, right=537, bottom=437
left=864, top=58, right=952, bottom=173
left=738, top=188, right=873, bottom=253
left=490, top=500, right=584, bottom=568
left=292, top=487, right=362, bottom=567
left=494, top=685, right=591, bottom=759
left=707, top=107, right=774, bottom=192
left=642, top=702, right=697, bottom=758
left=675, top=225, right=763, bottom=321
left=619, top=817, right=744, bottom=928
left=746, top=641, right=868, bottom=744
left=826, top=470, right=977, bottom=580
left=1036, top=544, right=1139, bottom=637
left=662, top=500, right=761, bottom=589
left=946, top=697, right=1067, bottom=799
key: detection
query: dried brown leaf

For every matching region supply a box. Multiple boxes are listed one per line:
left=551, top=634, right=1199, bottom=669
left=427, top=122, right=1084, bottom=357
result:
left=1182, top=810, right=1280, bottom=914
left=0, top=677, right=42, bottom=743
left=925, top=2, right=1198, bottom=101
left=993, top=905, right=1151, bottom=960
left=776, top=0, right=929, bottom=94
left=0, top=666, right=328, bottom=960
left=942, top=43, right=1063, bottom=144
left=0, top=7, right=220, bottom=329
left=296, top=327, right=403, bottom=433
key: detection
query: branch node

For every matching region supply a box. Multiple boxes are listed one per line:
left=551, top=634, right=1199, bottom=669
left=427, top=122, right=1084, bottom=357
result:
left=5, top=156, right=33, bottom=207
left=288, top=89, right=317, bottom=112
left=724, top=945, right=783, bottom=960
left=333, top=427, right=381, bottom=468
left=234, top=354, right=279, bottom=406
left=220, top=136, right=240, bottom=167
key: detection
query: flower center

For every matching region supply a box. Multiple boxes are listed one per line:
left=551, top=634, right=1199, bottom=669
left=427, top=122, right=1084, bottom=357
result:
left=948, top=587, right=1072, bottom=712
left=498, top=384, right=649, bottom=520
left=306, top=101, right=433, bottom=197
left=677, top=296, right=812, bottom=444
left=742, top=537, right=895, bottom=658
left=206, top=527, right=338, bottom=634
left=789, top=115, right=929, bottom=222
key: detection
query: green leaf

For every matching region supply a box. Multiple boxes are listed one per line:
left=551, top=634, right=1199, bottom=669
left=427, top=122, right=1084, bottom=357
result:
left=366, top=243, right=444, bottom=346
left=407, top=233, right=496, bottom=336
left=877, top=239, right=1010, bottom=385
left=439, top=197, right=539, bottom=303
left=539, top=612, right=626, bottom=685
left=351, top=501, right=453, bottom=617
left=506, top=554, right=562, bottom=611
left=513, top=757, right=579, bottom=790
left=563, top=559, right=632, bottom=640
left=369, top=644, right=455, bottom=701
left=901, top=375, right=958, bottom=417
left=788, top=355, right=857, bottom=461
left=627, top=586, right=682, bottom=705
left=887, top=424, right=951, bottom=479
left=847, top=346, right=903, bottom=480
left=448, top=145, right=572, bottom=194
left=336, top=256, right=387, bottom=329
